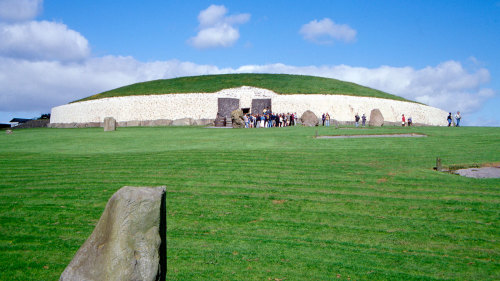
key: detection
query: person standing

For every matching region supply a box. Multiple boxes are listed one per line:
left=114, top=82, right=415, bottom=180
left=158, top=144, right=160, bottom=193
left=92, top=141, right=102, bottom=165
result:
left=244, top=114, right=249, bottom=128
left=322, top=113, right=326, bottom=126
left=455, top=111, right=461, bottom=127
left=447, top=113, right=452, bottom=127
left=361, top=114, right=366, bottom=127
left=355, top=113, right=360, bottom=127
left=402, top=114, right=406, bottom=127
left=408, top=116, right=412, bottom=127
left=325, top=113, right=330, bottom=127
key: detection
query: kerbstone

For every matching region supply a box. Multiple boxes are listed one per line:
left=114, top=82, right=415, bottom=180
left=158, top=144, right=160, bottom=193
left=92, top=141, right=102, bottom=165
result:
left=193, top=119, right=214, bottom=126
left=369, top=109, right=384, bottom=127
left=231, top=109, right=245, bottom=128
left=60, top=186, right=166, bottom=281
left=171, top=118, right=193, bottom=126
left=300, top=110, right=319, bottom=127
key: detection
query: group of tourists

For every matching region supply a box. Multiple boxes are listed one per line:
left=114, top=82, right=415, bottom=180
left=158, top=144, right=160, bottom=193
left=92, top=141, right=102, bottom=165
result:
left=321, top=113, right=332, bottom=126
left=241, top=108, right=463, bottom=128
left=447, top=111, right=461, bottom=127
left=401, top=114, right=413, bottom=127
left=243, top=110, right=297, bottom=128
left=354, top=113, right=368, bottom=127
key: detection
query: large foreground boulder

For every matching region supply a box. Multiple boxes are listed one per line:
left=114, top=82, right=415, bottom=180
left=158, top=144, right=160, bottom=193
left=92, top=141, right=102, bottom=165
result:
left=368, top=109, right=384, bottom=127
left=60, top=186, right=166, bottom=281
left=231, top=109, right=245, bottom=128
left=300, top=110, right=319, bottom=127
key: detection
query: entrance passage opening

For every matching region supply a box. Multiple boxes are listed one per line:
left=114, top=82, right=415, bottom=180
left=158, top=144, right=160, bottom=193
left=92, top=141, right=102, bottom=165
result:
left=242, top=108, right=250, bottom=114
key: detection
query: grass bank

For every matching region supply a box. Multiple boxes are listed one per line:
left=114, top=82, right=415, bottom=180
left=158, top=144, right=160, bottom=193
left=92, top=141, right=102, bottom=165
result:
left=0, top=126, right=498, bottom=280
left=77, top=73, right=409, bottom=103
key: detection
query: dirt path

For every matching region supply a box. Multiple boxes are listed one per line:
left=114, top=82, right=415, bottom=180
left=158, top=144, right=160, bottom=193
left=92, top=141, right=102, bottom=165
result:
left=317, top=133, right=427, bottom=139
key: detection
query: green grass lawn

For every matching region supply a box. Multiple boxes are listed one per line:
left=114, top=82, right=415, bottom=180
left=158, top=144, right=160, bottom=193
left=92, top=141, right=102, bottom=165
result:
left=0, top=126, right=498, bottom=280
left=77, top=73, right=410, bottom=103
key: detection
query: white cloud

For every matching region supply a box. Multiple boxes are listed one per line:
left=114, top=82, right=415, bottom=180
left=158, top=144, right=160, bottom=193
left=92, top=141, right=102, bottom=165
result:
left=0, top=56, right=233, bottom=112
left=300, top=18, right=356, bottom=44
left=0, top=21, right=90, bottom=61
left=188, top=4, right=250, bottom=49
left=0, top=0, right=43, bottom=22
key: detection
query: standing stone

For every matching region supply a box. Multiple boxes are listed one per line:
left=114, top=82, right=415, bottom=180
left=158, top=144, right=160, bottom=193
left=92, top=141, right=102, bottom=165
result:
left=231, top=109, right=245, bottom=128
left=103, top=117, right=116, bottom=131
left=300, top=110, right=319, bottom=127
left=368, top=109, right=384, bottom=127
left=60, top=186, right=166, bottom=281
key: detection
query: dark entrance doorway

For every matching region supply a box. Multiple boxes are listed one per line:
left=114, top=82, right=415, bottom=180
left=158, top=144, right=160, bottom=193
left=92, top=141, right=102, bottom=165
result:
left=251, top=99, right=272, bottom=114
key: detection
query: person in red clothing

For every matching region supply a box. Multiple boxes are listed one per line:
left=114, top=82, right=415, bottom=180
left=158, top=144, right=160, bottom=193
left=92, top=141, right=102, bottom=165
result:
left=402, top=114, right=406, bottom=127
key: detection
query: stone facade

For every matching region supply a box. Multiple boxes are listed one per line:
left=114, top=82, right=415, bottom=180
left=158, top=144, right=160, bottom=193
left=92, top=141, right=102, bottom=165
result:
left=50, top=86, right=449, bottom=127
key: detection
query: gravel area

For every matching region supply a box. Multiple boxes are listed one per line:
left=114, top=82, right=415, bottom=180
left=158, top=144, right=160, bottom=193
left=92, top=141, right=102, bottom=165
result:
left=317, top=133, right=427, bottom=139
left=454, top=167, right=500, bottom=178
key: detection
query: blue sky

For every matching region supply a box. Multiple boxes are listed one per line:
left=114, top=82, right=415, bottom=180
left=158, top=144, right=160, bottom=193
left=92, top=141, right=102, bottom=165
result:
left=1, top=0, right=499, bottom=125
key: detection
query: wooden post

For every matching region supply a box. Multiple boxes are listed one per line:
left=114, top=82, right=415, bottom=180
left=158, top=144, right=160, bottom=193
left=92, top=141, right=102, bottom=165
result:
left=436, top=157, right=442, bottom=171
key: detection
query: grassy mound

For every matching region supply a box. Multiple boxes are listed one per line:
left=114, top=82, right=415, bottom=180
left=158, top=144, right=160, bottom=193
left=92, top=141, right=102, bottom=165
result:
left=76, top=73, right=410, bottom=102
left=0, top=126, right=499, bottom=280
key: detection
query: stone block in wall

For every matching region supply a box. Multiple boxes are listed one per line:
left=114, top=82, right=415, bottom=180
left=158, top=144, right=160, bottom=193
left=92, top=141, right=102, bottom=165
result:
left=153, top=119, right=173, bottom=126
left=172, top=118, right=193, bottom=126
left=141, top=120, right=154, bottom=127
left=117, top=121, right=128, bottom=127
left=127, top=120, right=141, bottom=127
left=192, top=119, right=214, bottom=126
left=103, top=117, right=116, bottom=131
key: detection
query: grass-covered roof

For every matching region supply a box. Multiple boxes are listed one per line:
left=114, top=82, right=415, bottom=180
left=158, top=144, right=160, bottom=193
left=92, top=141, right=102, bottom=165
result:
left=76, top=73, right=411, bottom=103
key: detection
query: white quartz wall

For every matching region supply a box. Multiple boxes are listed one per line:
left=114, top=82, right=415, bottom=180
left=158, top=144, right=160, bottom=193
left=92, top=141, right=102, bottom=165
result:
left=50, top=86, right=448, bottom=126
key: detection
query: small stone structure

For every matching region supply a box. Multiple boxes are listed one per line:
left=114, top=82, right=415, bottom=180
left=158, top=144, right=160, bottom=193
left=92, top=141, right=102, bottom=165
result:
left=60, top=186, right=166, bottom=281
left=103, top=117, right=116, bottom=131
left=14, top=119, right=49, bottom=129
left=231, top=109, right=245, bottom=128
left=301, top=110, right=319, bottom=127
left=368, top=109, right=384, bottom=127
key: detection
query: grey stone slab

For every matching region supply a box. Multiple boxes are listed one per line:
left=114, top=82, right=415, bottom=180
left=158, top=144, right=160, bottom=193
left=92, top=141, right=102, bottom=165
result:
left=60, top=186, right=166, bottom=281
